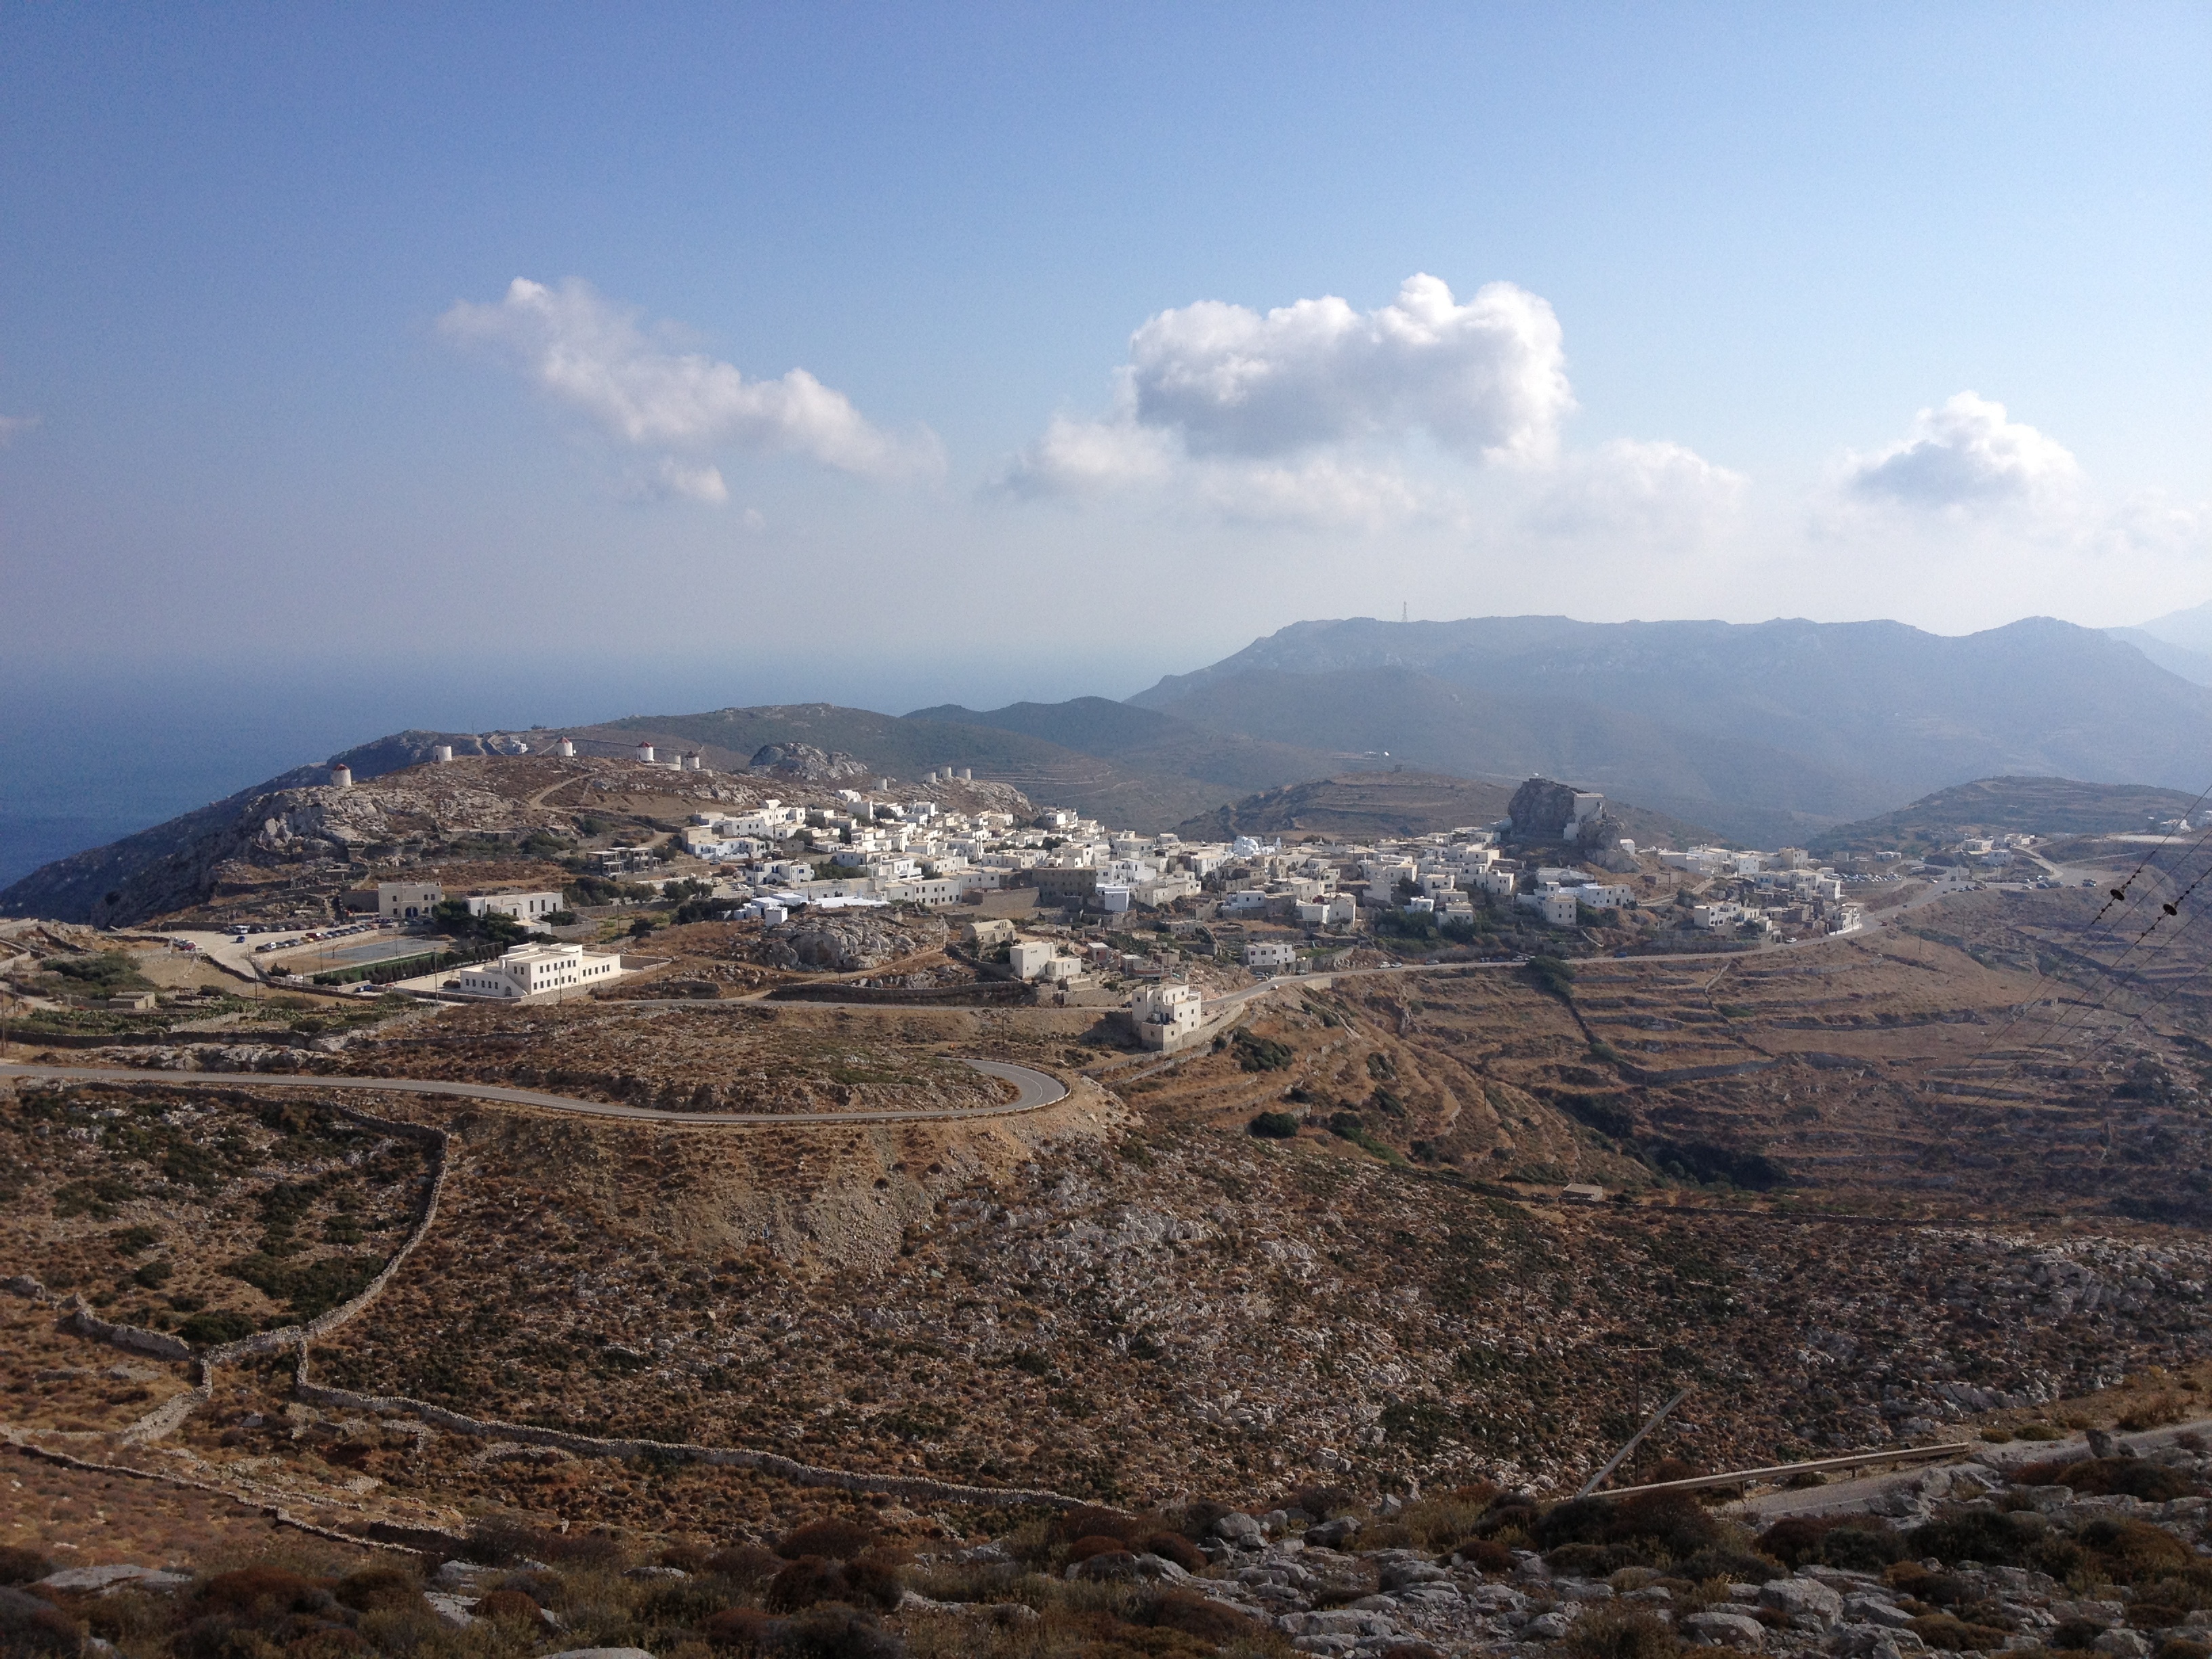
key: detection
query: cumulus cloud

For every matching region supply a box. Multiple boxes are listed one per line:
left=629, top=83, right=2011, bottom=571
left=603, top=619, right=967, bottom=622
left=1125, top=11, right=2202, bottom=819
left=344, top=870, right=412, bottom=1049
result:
left=1002, top=273, right=1593, bottom=527
left=1843, top=391, right=2081, bottom=508
left=0, top=413, right=41, bottom=447
left=1532, top=438, right=1747, bottom=540
left=1126, top=274, right=1573, bottom=463
left=440, top=278, right=941, bottom=491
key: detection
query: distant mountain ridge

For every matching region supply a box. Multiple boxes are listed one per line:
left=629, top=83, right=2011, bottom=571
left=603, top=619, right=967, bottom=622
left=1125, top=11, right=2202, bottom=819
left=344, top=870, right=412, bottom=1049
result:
left=1808, top=776, right=2207, bottom=855
left=1130, top=614, right=2212, bottom=844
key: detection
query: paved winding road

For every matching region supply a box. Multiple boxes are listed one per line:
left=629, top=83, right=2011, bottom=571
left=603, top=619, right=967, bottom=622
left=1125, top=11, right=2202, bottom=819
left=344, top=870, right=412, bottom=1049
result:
left=0, top=1058, right=1069, bottom=1126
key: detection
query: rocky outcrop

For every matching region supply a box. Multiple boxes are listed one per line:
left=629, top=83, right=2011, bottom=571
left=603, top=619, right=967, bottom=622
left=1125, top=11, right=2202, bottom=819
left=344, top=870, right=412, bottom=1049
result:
left=759, top=912, right=949, bottom=973
left=747, top=743, right=869, bottom=782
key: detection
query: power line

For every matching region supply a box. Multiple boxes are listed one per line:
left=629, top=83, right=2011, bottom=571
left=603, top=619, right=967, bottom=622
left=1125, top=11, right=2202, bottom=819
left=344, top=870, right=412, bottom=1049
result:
left=2022, top=851, right=2212, bottom=1059
left=1976, top=822, right=2212, bottom=1064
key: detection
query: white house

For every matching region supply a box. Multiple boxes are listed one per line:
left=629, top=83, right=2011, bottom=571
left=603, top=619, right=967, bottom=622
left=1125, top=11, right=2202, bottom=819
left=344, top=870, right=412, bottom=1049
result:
left=455, top=942, right=626, bottom=999
left=1574, top=884, right=1635, bottom=911
left=1008, top=940, right=1060, bottom=981
left=1693, top=901, right=1745, bottom=930
left=1130, top=981, right=1205, bottom=1050
left=1244, top=940, right=1298, bottom=972
left=1517, top=891, right=1580, bottom=926
left=378, top=882, right=443, bottom=921
left=464, top=890, right=562, bottom=924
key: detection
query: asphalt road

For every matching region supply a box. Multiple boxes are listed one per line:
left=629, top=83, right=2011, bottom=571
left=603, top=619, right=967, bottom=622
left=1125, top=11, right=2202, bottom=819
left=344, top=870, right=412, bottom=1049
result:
left=0, top=1057, right=1069, bottom=1127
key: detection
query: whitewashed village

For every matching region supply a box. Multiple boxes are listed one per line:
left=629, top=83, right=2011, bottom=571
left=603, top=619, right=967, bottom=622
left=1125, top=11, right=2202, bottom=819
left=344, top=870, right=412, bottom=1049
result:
left=266, top=741, right=1891, bottom=1055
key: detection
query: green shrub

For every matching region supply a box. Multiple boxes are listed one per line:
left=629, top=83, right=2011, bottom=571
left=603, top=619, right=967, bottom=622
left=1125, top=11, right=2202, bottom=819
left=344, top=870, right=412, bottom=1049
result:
left=179, top=1308, right=258, bottom=1346
left=1233, top=1032, right=1294, bottom=1071
left=1909, top=1510, right=2042, bottom=1568
left=1248, top=1111, right=1300, bottom=1139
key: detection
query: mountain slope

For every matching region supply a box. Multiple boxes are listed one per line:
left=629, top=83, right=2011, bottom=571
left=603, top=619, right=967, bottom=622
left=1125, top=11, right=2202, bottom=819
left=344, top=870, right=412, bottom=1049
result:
left=571, top=704, right=1242, bottom=828
left=1139, top=666, right=1886, bottom=846
left=2108, top=627, right=2212, bottom=687
left=1170, top=770, right=1715, bottom=846
left=1807, top=776, right=2208, bottom=855
left=907, top=695, right=1358, bottom=794
left=1133, top=614, right=2212, bottom=824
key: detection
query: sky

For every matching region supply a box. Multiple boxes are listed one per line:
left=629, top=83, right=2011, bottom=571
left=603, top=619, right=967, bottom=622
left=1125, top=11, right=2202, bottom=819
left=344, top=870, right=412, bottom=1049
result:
left=1, top=2, right=2209, bottom=771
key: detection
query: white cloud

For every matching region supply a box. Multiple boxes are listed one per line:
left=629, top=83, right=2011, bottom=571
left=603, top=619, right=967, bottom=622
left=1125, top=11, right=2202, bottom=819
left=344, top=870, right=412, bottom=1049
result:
left=619, top=457, right=729, bottom=505
left=0, top=413, right=41, bottom=447
left=1127, top=273, right=1572, bottom=463
left=1843, top=391, right=2081, bottom=508
left=1532, top=438, right=1747, bottom=541
left=439, top=278, right=941, bottom=491
left=1001, top=408, right=1177, bottom=497
left=999, top=272, right=1769, bottom=544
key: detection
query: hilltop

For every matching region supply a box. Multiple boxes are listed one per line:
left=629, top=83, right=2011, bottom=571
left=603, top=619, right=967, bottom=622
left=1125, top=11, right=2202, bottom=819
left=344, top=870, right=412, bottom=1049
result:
left=1170, top=770, right=1718, bottom=848
left=1809, top=775, right=2207, bottom=855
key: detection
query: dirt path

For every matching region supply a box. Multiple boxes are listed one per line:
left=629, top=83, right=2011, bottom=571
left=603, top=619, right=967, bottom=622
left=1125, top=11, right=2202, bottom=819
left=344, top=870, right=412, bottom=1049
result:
left=0, top=1057, right=1068, bottom=1126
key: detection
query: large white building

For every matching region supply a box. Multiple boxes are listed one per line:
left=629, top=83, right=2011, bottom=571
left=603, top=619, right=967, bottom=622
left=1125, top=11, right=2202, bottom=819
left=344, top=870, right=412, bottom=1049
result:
left=1130, top=981, right=1205, bottom=1050
left=1244, top=940, right=1298, bottom=972
left=455, top=942, right=626, bottom=999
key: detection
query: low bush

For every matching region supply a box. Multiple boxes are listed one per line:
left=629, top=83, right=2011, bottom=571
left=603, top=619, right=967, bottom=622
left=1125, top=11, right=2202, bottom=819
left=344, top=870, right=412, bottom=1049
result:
left=777, top=1518, right=878, bottom=1561
left=1137, top=1589, right=1265, bottom=1640
left=1534, top=1491, right=1723, bottom=1567
left=0, top=1549, right=50, bottom=1586
left=1910, top=1614, right=2015, bottom=1652
left=2075, top=1518, right=2197, bottom=1584
left=0, top=1588, right=81, bottom=1657
left=1063, top=1536, right=1127, bottom=1565
left=764, top=1556, right=900, bottom=1614
left=1171, top=1499, right=1231, bottom=1541
left=1820, top=1520, right=1908, bottom=1572
left=1449, top=1538, right=1516, bottom=1572
left=474, top=1589, right=544, bottom=1624
left=196, top=1566, right=332, bottom=1617
left=2049, top=1619, right=2110, bottom=1650
left=1248, top=1110, right=1300, bottom=1139
left=1564, top=1605, right=1683, bottom=1659
left=1136, top=1532, right=1207, bottom=1572
left=702, top=1606, right=783, bottom=1651
left=706, top=1544, right=784, bottom=1585
left=331, top=1566, right=418, bottom=1614
left=1909, top=1509, right=2043, bottom=1568
left=1048, top=1505, right=1143, bottom=1546
left=2015, top=1458, right=2200, bottom=1502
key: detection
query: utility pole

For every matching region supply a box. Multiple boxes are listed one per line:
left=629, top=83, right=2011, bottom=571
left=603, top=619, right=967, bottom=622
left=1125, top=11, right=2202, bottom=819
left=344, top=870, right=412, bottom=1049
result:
left=1577, top=1387, right=1693, bottom=1498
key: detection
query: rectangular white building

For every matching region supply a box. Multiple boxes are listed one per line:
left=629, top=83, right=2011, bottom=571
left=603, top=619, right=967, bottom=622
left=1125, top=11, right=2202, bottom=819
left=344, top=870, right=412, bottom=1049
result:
left=455, top=942, right=626, bottom=999
left=1244, top=940, right=1298, bottom=972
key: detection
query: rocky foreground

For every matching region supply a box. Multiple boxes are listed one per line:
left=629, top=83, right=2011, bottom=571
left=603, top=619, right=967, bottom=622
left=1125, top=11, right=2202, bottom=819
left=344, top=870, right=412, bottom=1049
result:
left=12, top=1429, right=2212, bottom=1659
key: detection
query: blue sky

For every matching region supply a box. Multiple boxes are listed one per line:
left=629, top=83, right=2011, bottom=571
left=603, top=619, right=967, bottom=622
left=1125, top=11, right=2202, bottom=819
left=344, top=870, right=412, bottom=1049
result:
left=2, top=1, right=2208, bottom=712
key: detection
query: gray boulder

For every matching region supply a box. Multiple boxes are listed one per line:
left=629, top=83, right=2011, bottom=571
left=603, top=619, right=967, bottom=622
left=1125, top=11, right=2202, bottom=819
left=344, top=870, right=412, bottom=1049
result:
left=1761, top=1577, right=1845, bottom=1629
left=1686, top=1610, right=1767, bottom=1649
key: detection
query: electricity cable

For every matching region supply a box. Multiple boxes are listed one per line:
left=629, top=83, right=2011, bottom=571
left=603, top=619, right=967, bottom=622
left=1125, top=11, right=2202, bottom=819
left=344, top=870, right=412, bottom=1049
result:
left=2023, top=853, right=2212, bottom=1058
left=1977, top=820, right=2212, bottom=1063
